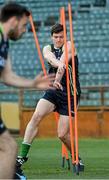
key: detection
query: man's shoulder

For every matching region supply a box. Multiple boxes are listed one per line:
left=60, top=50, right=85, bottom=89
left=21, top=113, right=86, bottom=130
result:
left=43, top=44, right=52, bottom=51
left=66, top=41, right=77, bottom=56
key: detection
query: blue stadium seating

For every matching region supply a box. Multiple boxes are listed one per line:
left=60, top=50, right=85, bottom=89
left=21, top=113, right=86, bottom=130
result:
left=0, top=0, right=109, bottom=107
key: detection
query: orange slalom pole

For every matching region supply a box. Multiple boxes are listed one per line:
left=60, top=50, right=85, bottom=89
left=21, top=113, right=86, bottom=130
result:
left=62, top=143, right=70, bottom=169
left=68, top=3, right=79, bottom=165
left=29, top=14, right=60, bottom=121
left=29, top=14, right=59, bottom=112
left=29, top=14, right=59, bottom=120
left=60, top=7, right=70, bottom=166
left=29, top=14, right=47, bottom=76
left=61, top=7, right=75, bottom=164
left=60, top=8, right=63, bottom=24
left=62, top=144, right=69, bottom=159
left=53, top=113, right=69, bottom=168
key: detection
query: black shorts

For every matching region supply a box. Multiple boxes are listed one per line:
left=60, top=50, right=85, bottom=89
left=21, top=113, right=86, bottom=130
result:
left=42, top=89, right=80, bottom=116
left=0, top=118, right=7, bottom=135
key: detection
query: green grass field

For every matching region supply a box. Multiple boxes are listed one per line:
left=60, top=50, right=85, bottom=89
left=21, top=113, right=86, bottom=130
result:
left=16, top=138, right=109, bottom=179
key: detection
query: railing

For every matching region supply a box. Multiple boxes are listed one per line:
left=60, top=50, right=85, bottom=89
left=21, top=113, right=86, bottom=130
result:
left=0, top=85, right=109, bottom=111
left=80, top=85, right=109, bottom=111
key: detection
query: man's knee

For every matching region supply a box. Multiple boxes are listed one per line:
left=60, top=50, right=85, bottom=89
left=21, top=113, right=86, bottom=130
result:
left=1, top=131, right=18, bottom=155
left=58, top=131, right=67, bottom=141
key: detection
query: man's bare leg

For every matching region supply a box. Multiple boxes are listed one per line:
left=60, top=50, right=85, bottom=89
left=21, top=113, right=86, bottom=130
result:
left=0, top=130, right=17, bottom=179
left=57, top=115, right=71, bottom=152
left=24, top=99, right=55, bottom=143
left=16, top=99, right=55, bottom=169
left=58, top=115, right=84, bottom=171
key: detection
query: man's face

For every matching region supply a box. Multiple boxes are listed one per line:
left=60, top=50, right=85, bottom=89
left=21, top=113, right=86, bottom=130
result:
left=8, top=15, right=28, bottom=41
left=51, top=31, right=64, bottom=48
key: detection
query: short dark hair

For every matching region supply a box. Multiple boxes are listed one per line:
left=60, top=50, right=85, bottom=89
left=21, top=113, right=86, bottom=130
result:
left=51, top=23, right=63, bottom=36
left=0, top=2, right=30, bottom=22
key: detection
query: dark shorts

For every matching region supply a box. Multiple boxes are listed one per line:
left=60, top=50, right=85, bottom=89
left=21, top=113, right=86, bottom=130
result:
left=42, top=90, right=80, bottom=116
left=0, top=118, right=7, bottom=135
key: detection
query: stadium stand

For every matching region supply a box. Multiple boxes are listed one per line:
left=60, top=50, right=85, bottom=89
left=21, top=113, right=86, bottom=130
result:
left=0, top=0, right=109, bottom=108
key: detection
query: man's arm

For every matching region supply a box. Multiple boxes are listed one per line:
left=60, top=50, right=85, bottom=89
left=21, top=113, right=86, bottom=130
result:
left=43, top=45, right=65, bottom=90
left=43, top=45, right=63, bottom=68
left=60, top=41, right=73, bottom=63
left=1, top=56, right=55, bottom=90
left=54, top=41, right=74, bottom=89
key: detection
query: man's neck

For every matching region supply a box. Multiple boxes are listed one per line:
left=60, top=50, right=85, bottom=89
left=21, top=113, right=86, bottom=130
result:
left=54, top=46, right=59, bottom=49
left=54, top=46, right=63, bottom=50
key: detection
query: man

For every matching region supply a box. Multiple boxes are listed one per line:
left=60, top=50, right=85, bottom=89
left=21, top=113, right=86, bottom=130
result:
left=0, top=2, right=55, bottom=179
left=16, top=23, right=84, bottom=178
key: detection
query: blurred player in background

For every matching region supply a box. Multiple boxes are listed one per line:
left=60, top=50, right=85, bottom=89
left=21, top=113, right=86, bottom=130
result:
left=0, top=2, right=55, bottom=179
